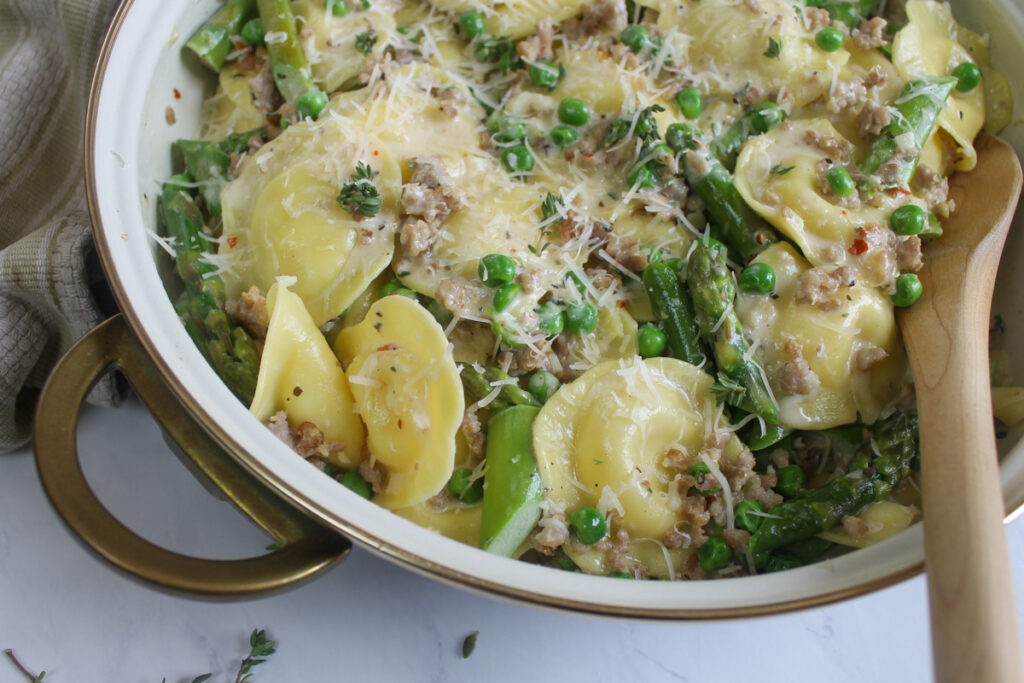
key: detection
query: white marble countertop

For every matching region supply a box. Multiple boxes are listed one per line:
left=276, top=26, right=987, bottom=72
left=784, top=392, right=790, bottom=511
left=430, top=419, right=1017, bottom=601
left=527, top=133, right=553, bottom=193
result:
left=3, top=396, right=1023, bottom=682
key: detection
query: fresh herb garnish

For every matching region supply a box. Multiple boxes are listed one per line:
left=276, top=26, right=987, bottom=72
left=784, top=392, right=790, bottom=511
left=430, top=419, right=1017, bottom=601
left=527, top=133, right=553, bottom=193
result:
left=337, top=162, right=382, bottom=217
left=473, top=35, right=521, bottom=74
left=461, top=631, right=480, bottom=658
left=711, top=373, right=747, bottom=406
left=770, top=164, right=795, bottom=176
left=603, top=104, right=665, bottom=147
left=764, top=37, right=782, bottom=58
left=541, top=192, right=564, bottom=222
left=355, top=30, right=378, bottom=54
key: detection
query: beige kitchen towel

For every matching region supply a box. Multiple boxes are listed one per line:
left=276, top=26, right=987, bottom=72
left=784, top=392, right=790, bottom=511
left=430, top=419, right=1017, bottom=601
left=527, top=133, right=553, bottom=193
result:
left=0, top=0, right=123, bottom=451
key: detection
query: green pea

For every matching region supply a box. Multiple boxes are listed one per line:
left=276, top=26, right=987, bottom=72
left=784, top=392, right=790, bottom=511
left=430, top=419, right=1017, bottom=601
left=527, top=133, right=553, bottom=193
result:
left=378, top=280, right=417, bottom=299
left=892, top=273, right=923, bottom=307
left=341, top=470, right=372, bottom=499
left=495, top=119, right=527, bottom=142
left=295, top=89, right=328, bottom=120
left=240, top=17, right=265, bottom=46
left=639, top=244, right=662, bottom=264
left=764, top=553, right=803, bottom=573
left=502, top=145, right=535, bottom=174
left=698, top=536, right=732, bottom=572
left=952, top=61, right=981, bottom=92
left=535, top=301, right=565, bottom=336
left=890, top=204, right=925, bottom=236
left=626, top=163, right=657, bottom=189
left=734, top=499, right=764, bottom=533
left=492, top=283, right=522, bottom=312
left=327, top=0, right=347, bottom=17
left=608, top=570, right=633, bottom=579
left=739, top=262, right=776, bottom=294
left=775, top=464, right=805, bottom=498
left=569, top=506, right=607, bottom=544
left=565, top=301, right=597, bottom=335
left=675, top=87, right=702, bottom=120
left=528, top=370, right=561, bottom=404
left=528, top=59, right=560, bottom=90
left=621, top=24, right=650, bottom=53
left=663, top=256, right=685, bottom=272
left=814, top=27, right=843, bottom=52
left=459, top=10, right=486, bottom=39
left=550, top=124, right=578, bottom=148
left=637, top=323, right=667, bottom=358
left=750, top=102, right=784, bottom=133
left=447, top=468, right=484, bottom=504
left=490, top=318, right=524, bottom=348
left=479, top=253, right=517, bottom=287
left=558, top=98, right=591, bottom=126
left=825, top=165, right=856, bottom=197
left=665, top=122, right=697, bottom=152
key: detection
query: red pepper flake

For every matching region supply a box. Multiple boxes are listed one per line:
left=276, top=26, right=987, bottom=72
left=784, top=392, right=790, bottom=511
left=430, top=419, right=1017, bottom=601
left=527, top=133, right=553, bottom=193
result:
left=885, top=187, right=910, bottom=198
left=397, top=418, right=403, bottom=429
left=376, top=344, right=397, bottom=352
left=234, top=39, right=247, bottom=50
left=617, top=300, right=626, bottom=308
left=373, top=149, right=380, bottom=156
left=227, top=236, right=238, bottom=248
left=173, top=88, right=181, bottom=100
left=583, top=152, right=593, bottom=159
left=849, top=237, right=869, bottom=255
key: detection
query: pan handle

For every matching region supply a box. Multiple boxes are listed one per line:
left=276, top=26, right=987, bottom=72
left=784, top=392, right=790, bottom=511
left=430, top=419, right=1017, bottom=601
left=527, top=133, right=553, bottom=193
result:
left=34, top=315, right=350, bottom=597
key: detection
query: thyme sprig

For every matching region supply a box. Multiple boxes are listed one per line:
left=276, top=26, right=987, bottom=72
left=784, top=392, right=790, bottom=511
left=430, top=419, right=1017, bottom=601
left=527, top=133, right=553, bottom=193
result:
left=337, top=162, right=382, bottom=218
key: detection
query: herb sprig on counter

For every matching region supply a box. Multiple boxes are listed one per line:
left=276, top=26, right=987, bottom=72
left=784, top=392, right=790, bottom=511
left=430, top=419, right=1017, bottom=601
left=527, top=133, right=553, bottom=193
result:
left=3, top=649, right=45, bottom=682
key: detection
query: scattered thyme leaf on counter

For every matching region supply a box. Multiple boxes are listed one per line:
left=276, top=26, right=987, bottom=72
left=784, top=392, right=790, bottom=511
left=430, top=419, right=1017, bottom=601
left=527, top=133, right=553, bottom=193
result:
left=235, top=629, right=276, bottom=683
left=3, top=649, right=45, bottom=682
left=461, top=631, right=479, bottom=659
left=191, top=675, right=213, bottom=683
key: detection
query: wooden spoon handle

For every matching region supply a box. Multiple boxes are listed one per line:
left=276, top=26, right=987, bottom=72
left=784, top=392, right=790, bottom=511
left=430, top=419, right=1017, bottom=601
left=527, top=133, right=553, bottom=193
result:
left=904, top=251, right=1024, bottom=682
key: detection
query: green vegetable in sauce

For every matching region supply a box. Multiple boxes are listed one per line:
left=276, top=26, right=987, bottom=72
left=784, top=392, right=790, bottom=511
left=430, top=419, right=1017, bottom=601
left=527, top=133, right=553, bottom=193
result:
left=890, top=204, right=926, bottom=235
left=698, top=536, right=732, bottom=572
left=564, top=301, right=598, bottom=335
left=492, top=283, right=522, bottom=312
left=620, top=24, right=651, bottom=53
left=775, top=465, right=806, bottom=498
left=535, top=301, right=565, bottom=336
left=642, top=262, right=704, bottom=366
left=502, top=145, right=535, bottom=173
left=479, top=253, right=517, bottom=287
left=738, top=262, right=776, bottom=294
left=461, top=366, right=539, bottom=411
left=527, top=370, right=561, bottom=404
left=448, top=468, right=484, bottom=504
left=637, top=323, right=668, bottom=358
left=814, top=27, right=843, bottom=52
left=569, top=506, right=607, bottom=544
left=528, top=60, right=560, bottom=90
left=892, top=273, right=923, bottom=307
left=558, top=98, right=591, bottom=126
left=480, top=405, right=544, bottom=555
left=675, top=87, right=702, bottom=120
left=608, top=570, right=633, bottom=579
left=185, top=0, right=258, bottom=72
left=240, top=17, right=265, bottom=46
left=257, top=0, right=326, bottom=108
left=825, top=166, right=856, bottom=197
left=459, top=10, right=486, bottom=39
left=952, top=61, right=981, bottom=92
left=550, top=124, right=578, bottom=147
left=734, top=499, right=765, bottom=532
left=341, top=469, right=373, bottom=499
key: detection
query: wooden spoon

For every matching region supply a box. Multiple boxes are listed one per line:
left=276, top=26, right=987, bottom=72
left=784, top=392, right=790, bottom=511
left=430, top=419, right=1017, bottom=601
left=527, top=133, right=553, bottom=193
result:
left=899, top=133, right=1024, bottom=683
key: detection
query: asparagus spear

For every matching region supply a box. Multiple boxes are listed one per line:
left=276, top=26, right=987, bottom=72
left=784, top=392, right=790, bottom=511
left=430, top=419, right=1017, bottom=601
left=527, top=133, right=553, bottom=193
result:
left=176, top=130, right=264, bottom=218
left=860, top=77, right=957, bottom=189
left=686, top=243, right=779, bottom=423
left=642, top=262, right=705, bottom=366
left=256, top=0, right=328, bottom=117
left=711, top=102, right=785, bottom=171
left=461, top=365, right=540, bottom=411
left=160, top=178, right=259, bottom=403
left=747, top=412, right=917, bottom=566
left=667, top=123, right=776, bottom=262
left=185, top=0, right=259, bottom=72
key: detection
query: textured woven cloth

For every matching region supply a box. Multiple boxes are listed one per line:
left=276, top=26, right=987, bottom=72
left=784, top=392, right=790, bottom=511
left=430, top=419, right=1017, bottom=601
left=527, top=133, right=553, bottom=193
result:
left=0, top=0, right=122, bottom=451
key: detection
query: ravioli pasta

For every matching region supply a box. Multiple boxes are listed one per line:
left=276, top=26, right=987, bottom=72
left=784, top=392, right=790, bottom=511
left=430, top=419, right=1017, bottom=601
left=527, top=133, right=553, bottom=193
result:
left=164, top=0, right=1012, bottom=579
